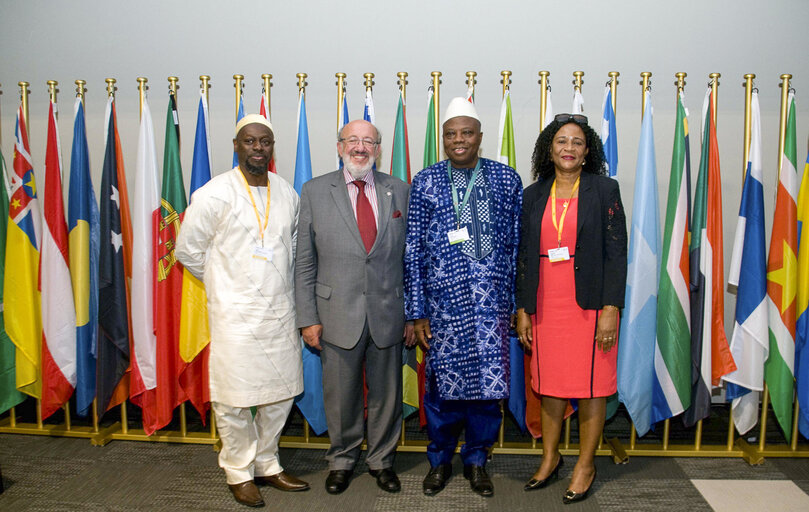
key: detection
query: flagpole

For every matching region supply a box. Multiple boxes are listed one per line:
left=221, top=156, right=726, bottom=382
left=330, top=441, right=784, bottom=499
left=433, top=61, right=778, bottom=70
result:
left=397, top=72, right=408, bottom=103
left=262, top=74, right=272, bottom=119
left=538, top=71, right=549, bottom=132
left=710, top=73, right=721, bottom=128
left=136, top=78, right=146, bottom=119
left=500, top=70, right=511, bottom=98
left=640, top=72, right=651, bottom=120
left=47, top=80, right=57, bottom=109
left=335, top=72, right=347, bottom=134
left=609, top=71, right=619, bottom=113
left=199, top=75, right=210, bottom=105
left=364, top=72, right=375, bottom=99
left=675, top=72, right=687, bottom=98
left=233, top=74, right=244, bottom=122
left=466, top=71, right=477, bottom=98
left=431, top=71, right=441, bottom=158
left=776, top=74, right=792, bottom=178
left=573, top=71, right=584, bottom=93
left=742, top=74, right=755, bottom=181
left=18, top=81, right=30, bottom=137
left=75, top=80, right=86, bottom=107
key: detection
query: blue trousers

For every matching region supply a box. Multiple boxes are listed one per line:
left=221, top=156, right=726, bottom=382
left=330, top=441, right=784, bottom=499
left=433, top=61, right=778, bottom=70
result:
left=423, top=381, right=502, bottom=467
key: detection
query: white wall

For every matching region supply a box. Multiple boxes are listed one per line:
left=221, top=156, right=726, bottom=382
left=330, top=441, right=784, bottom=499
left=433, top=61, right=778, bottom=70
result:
left=2, top=0, right=808, bottom=326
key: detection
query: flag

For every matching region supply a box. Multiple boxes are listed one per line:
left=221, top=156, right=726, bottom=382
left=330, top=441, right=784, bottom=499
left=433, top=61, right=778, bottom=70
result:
left=764, top=91, right=798, bottom=440
left=684, top=88, right=736, bottom=427
left=5, top=105, right=42, bottom=398
left=601, top=87, right=618, bottom=178
left=40, top=99, right=77, bottom=419
left=796, top=142, right=809, bottom=438
left=423, top=86, right=437, bottom=169
left=542, top=89, right=555, bottom=132
left=722, top=91, right=767, bottom=435
left=497, top=90, right=516, bottom=167
left=293, top=90, right=326, bottom=435
left=616, top=95, right=660, bottom=436
left=97, top=97, right=131, bottom=417
left=390, top=90, right=411, bottom=183
left=337, top=90, right=349, bottom=169
left=363, top=89, right=377, bottom=170
left=0, top=148, right=26, bottom=413
left=651, top=91, right=693, bottom=427
left=465, top=82, right=475, bottom=103
left=178, top=89, right=212, bottom=419
left=67, top=98, right=100, bottom=417
left=232, top=96, right=245, bottom=168
left=259, top=89, right=277, bottom=174
left=572, top=89, right=584, bottom=115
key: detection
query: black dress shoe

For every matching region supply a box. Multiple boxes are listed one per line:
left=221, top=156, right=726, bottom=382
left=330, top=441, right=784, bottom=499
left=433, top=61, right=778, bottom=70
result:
left=422, top=464, right=452, bottom=496
left=463, top=465, right=494, bottom=497
left=524, top=455, right=564, bottom=491
left=369, top=468, right=401, bottom=493
left=563, top=467, right=596, bottom=504
left=325, top=469, right=353, bottom=495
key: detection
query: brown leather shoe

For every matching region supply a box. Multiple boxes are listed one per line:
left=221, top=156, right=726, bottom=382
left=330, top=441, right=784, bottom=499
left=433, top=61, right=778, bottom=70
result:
left=228, top=481, right=265, bottom=507
left=254, top=471, right=310, bottom=492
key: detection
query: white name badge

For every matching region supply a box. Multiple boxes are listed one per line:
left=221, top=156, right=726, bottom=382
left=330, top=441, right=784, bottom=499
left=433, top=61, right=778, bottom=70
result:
left=447, top=226, right=470, bottom=245
left=547, top=246, right=570, bottom=262
left=252, top=245, right=274, bottom=262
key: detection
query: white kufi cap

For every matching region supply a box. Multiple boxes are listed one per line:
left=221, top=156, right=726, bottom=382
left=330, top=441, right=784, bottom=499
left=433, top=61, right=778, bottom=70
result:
left=235, top=114, right=274, bottom=137
left=442, top=97, right=480, bottom=125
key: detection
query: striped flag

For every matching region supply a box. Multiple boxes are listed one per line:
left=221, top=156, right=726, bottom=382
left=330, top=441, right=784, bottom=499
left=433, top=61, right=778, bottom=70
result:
left=684, top=88, right=736, bottom=427
left=259, top=88, right=277, bottom=174
left=465, top=82, right=475, bottom=103
left=764, top=91, right=798, bottom=440
left=337, top=90, right=350, bottom=169
left=722, top=91, right=768, bottom=435
left=5, top=105, right=42, bottom=399
left=0, top=148, right=26, bottom=413
left=651, top=91, right=693, bottom=426
left=796, top=144, right=809, bottom=439
left=96, top=97, right=132, bottom=417
left=422, top=86, right=437, bottom=169
left=178, top=89, right=212, bottom=419
left=40, top=99, right=77, bottom=419
left=617, top=95, right=660, bottom=436
left=293, top=90, right=327, bottom=435
left=67, top=98, right=100, bottom=417
left=232, top=96, right=245, bottom=168
left=572, top=89, right=584, bottom=115
left=601, top=86, right=618, bottom=178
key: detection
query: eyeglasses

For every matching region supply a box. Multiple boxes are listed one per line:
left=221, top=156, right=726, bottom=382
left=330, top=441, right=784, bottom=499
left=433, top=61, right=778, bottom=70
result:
left=339, top=137, right=379, bottom=148
left=554, top=114, right=589, bottom=125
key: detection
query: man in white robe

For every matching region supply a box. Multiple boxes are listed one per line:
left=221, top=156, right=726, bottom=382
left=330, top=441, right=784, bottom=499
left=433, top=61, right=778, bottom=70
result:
left=176, top=114, right=308, bottom=508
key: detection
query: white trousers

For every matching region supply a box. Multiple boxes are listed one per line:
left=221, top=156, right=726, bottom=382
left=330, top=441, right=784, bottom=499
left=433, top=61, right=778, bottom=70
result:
left=212, top=398, right=293, bottom=485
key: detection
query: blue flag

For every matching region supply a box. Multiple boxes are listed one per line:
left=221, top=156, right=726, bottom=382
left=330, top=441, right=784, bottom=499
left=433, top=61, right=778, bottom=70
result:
left=337, top=93, right=349, bottom=169
left=601, top=87, right=618, bottom=178
left=232, top=97, right=245, bottom=168
left=616, top=95, right=660, bottom=436
left=191, top=93, right=212, bottom=194
left=68, top=98, right=101, bottom=417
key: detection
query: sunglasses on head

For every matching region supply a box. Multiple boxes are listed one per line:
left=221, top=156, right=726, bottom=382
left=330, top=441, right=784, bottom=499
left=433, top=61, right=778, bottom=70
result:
left=554, top=114, right=589, bottom=125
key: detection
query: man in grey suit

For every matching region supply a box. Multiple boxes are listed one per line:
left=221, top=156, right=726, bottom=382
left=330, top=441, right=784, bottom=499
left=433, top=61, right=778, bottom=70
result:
left=295, top=119, right=414, bottom=495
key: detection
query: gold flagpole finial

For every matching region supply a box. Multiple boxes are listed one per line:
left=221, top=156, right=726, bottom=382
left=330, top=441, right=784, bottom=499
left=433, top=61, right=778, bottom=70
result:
left=47, top=80, right=58, bottom=105
left=199, top=75, right=211, bottom=104
left=297, top=73, right=308, bottom=92
left=233, top=74, right=244, bottom=121
left=674, top=72, right=687, bottom=96
left=608, top=71, right=620, bottom=113
left=500, top=70, right=512, bottom=98
left=19, top=81, right=31, bottom=132
left=431, top=71, right=442, bottom=155
left=397, top=72, right=408, bottom=102
left=572, top=71, right=584, bottom=92
left=742, top=74, right=756, bottom=180
left=136, top=77, right=148, bottom=118
left=335, top=72, right=346, bottom=131
left=466, top=71, right=477, bottom=98
left=168, top=76, right=179, bottom=97
left=709, top=72, right=721, bottom=129
left=640, top=72, right=652, bottom=120
left=262, top=74, right=273, bottom=119
left=105, top=78, right=117, bottom=98
left=364, top=72, right=375, bottom=92
left=538, top=71, right=550, bottom=132
left=776, top=73, right=792, bottom=179
left=75, top=80, right=87, bottom=105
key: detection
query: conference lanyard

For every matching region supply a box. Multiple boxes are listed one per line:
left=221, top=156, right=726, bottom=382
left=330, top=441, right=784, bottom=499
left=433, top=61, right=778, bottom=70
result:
left=447, top=159, right=482, bottom=229
left=238, top=170, right=272, bottom=246
left=550, top=176, right=580, bottom=248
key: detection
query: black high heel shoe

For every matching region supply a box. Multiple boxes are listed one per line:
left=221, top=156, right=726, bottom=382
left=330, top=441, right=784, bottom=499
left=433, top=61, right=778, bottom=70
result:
left=524, top=455, right=564, bottom=491
left=562, top=467, right=596, bottom=504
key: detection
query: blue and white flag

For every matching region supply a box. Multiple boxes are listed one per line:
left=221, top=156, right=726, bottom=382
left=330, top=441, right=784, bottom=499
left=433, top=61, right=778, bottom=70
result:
left=617, top=94, right=661, bottom=436
left=722, top=91, right=768, bottom=435
left=232, top=96, right=245, bottom=168
left=363, top=88, right=375, bottom=124
left=601, top=86, right=618, bottom=178
left=337, top=91, right=349, bottom=169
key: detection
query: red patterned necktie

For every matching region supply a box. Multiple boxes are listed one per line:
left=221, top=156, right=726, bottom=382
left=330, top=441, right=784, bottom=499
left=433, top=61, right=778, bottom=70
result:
left=353, top=180, right=376, bottom=253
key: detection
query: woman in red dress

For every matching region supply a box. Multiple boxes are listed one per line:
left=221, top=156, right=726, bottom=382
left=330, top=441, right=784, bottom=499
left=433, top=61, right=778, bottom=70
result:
left=515, top=114, right=627, bottom=504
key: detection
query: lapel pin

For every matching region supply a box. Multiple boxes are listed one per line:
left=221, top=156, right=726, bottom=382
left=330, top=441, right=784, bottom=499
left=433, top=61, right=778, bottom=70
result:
left=387, top=191, right=391, bottom=196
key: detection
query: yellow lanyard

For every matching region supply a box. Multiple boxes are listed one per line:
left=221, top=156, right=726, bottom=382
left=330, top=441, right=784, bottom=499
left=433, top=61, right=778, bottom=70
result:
left=238, top=170, right=272, bottom=246
left=550, top=177, right=580, bottom=248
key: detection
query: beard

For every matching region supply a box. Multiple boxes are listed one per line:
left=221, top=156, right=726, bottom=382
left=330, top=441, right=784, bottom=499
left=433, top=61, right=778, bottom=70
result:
left=344, top=156, right=374, bottom=179
left=243, top=159, right=267, bottom=176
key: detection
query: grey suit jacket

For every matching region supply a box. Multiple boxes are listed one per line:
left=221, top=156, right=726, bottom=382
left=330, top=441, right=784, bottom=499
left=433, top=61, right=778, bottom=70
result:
left=295, top=170, right=410, bottom=349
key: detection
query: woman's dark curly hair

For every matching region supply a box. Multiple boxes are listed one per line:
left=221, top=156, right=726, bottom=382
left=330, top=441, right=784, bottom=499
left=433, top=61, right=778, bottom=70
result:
left=530, top=118, right=606, bottom=180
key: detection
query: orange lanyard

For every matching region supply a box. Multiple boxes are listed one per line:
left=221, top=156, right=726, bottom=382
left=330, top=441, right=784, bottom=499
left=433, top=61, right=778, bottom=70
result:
left=550, top=177, right=580, bottom=248
left=237, top=170, right=272, bottom=246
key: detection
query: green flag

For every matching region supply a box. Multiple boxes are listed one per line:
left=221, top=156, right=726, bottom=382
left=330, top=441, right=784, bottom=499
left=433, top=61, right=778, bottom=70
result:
left=0, top=149, right=26, bottom=414
left=497, top=90, right=516, bottom=169
left=423, top=87, right=437, bottom=168
left=390, top=92, right=411, bottom=183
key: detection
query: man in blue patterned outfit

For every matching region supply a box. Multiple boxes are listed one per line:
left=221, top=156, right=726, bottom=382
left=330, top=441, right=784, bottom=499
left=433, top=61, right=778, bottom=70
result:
left=404, top=97, right=522, bottom=497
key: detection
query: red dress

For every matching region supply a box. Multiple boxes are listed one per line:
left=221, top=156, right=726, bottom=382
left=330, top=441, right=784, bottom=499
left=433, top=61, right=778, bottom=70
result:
left=529, top=196, right=617, bottom=398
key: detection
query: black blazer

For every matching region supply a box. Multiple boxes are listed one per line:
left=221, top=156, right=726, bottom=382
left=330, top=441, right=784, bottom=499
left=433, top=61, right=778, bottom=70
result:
left=516, top=172, right=627, bottom=314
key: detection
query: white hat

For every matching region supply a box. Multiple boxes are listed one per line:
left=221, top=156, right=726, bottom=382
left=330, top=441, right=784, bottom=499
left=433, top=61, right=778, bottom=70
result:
left=442, top=97, right=480, bottom=125
left=235, top=114, right=274, bottom=137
